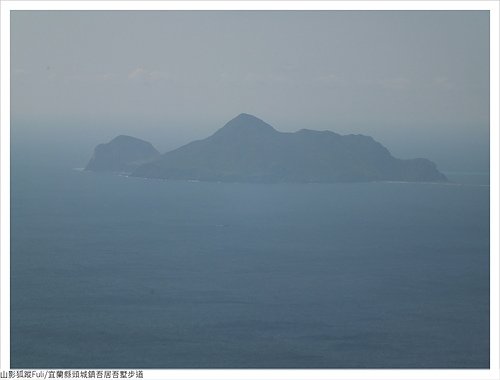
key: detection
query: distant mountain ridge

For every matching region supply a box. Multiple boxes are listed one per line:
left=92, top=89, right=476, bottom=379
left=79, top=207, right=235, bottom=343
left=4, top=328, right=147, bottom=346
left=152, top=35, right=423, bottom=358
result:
left=86, top=114, right=447, bottom=183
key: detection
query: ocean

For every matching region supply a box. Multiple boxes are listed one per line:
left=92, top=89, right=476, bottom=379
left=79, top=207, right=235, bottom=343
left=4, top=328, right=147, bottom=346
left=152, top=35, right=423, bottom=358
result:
left=10, top=155, right=490, bottom=368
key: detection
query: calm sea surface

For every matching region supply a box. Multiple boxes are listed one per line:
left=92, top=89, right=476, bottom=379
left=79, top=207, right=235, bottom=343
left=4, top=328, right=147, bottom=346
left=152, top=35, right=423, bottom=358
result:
left=11, top=160, right=490, bottom=368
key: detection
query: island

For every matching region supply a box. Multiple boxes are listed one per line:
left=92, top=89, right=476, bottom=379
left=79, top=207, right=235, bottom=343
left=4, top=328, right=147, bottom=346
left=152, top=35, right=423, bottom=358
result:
left=86, top=114, right=447, bottom=183
left=85, top=135, right=160, bottom=173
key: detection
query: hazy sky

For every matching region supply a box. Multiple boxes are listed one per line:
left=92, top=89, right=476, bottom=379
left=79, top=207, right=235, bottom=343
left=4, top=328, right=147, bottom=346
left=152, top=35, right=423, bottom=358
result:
left=10, top=11, right=490, bottom=170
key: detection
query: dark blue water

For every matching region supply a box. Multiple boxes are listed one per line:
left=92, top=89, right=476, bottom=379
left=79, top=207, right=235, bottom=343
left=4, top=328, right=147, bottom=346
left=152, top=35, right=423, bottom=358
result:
left=11, top=162, right=490, bottom=368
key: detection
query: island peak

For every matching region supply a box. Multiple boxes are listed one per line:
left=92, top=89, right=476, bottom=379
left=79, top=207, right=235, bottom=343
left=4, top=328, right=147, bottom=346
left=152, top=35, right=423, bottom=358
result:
left=213, top=113, right=277, bottom=137
left=85, top=135, right=160, bottom=173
